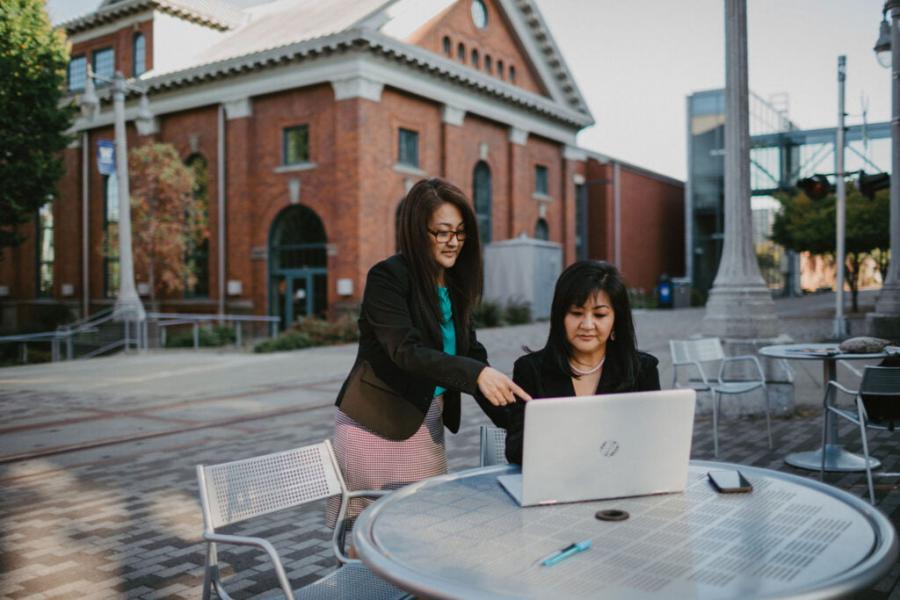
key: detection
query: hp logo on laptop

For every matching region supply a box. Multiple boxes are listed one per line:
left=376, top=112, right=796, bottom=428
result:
left=599, top=440, right=619, bottom=457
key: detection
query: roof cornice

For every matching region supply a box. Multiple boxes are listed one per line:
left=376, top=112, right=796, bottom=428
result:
left=60, top=0, right=245, bottom=34
left=115, top=28, right=592, bottom=129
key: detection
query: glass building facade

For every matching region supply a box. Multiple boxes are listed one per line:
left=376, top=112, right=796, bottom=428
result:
left=686, top=89, right=797, bottom=295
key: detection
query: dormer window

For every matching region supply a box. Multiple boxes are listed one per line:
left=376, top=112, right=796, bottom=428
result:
left=471, top=0, right=487, bottom=29
left=133, top=33, right=146, bottom=77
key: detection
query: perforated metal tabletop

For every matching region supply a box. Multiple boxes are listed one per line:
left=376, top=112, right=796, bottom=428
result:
left=353, top=462, right=897, bottom=599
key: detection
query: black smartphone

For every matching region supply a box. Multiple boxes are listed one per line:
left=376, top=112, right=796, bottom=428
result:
left=707, top=470, right=752, bottom=493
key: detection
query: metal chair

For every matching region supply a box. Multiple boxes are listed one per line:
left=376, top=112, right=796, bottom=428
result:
left=821, top=366, right=900, bottom=505
left=479, top=425, right=508, bottom=466
left=196, top=440, right=409, bottom=600
left=670, top=337, right=772, bottom=457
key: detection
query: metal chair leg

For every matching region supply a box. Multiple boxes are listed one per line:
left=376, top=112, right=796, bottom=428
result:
left=762, top=383, right=772, bottom=450
left=712, top=391, right=720, bottom=458
left=857, top=398, right=876, bottom=505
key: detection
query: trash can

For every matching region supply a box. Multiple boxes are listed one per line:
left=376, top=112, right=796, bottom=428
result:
left=656, top=274, right=673, bottom=309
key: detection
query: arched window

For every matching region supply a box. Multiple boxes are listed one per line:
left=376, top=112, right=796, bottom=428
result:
left=442, top=36, right=451, bottom=56
left=509, top=65, right=516, bottom=83
left=457, top=42, right=466, bottom=62
left=471, top=48, right=479, bottom=68
left=132, top=33, right=146, bottom=77
left=473, top=161, right=492, bottom=245
left=484, top=54, right=492, bottom=74
left=535, top=218, right=549, bottom=241
left=184, top=154, right=209, bottom=297
left=269, top=205, right=329, bottom=323
left=497, top=60, right=504, bottom=79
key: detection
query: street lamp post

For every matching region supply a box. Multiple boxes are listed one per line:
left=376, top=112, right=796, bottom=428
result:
left=81, top=70, right=152, bottom=334
left=868, top=0, right=900, bottom=338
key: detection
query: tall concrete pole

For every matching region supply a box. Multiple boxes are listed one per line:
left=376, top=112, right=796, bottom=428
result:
left=112, top=72, right=146, bottom=323
left=834, top=56, right=848, bottom=338
left=869, top=0, right=900, bottom=338
left=702, top=0, right=779, bottom=339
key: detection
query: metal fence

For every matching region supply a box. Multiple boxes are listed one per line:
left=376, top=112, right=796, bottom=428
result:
left=0, top=311, right=280, bottom=365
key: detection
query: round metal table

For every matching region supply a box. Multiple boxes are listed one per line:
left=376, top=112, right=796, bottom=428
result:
left=759, top=343, right=894, bottom=472
left=354, top=462, right=897, bottom=600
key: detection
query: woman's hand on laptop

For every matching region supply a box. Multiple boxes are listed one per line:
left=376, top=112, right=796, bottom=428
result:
left=477, top=367, right=532, bottom=406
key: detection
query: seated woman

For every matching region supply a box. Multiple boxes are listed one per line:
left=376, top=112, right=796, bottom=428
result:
left=505, top=260, right=660, bottom=464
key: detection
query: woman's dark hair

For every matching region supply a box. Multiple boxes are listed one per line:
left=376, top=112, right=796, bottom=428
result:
left=397, top=178, right=483, bottom=335
left=543, top=260, right=639, bottom=391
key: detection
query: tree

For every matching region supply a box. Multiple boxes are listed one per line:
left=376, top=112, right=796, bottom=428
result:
left=126, top=143, right=207, bottom=308
left=0, top=0, right=74, bottom=252
left=771, top=183, right=889, bottom=312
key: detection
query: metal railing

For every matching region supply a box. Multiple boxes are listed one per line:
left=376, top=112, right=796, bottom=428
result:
left=147, top=312, right=280, bottom=350
left=0, top=311, right=280, bottom=364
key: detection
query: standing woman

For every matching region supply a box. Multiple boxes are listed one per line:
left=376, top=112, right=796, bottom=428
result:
left=331, top=177, right=530, bottom=519
left=505, top=260, right=660, bottom=464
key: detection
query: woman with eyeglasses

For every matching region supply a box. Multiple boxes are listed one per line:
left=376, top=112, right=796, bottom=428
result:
left=504, top=260, right=660, bottom=464
left=330, top=177, right=530, bottom=523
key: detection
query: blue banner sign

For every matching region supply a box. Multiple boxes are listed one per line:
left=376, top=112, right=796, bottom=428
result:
left=97, top=140, right=116, bottom=175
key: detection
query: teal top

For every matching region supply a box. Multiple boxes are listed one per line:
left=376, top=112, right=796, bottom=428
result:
left=434, top=286, right=456, bottom=397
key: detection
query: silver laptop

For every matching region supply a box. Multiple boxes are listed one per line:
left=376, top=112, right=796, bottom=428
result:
left=498, top=389, right=696, bottom=506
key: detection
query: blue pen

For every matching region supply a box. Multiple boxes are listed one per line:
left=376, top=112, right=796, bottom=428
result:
left=541, top=539, right=592, bottom=567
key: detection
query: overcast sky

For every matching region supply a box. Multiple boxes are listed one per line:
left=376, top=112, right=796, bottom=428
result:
left=47, top=0, right=891, bottom=180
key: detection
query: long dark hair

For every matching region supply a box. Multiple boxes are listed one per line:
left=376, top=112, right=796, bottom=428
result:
left=543, top=260, right=639, bottom=391
left=397, top=178, right=483, bottom=335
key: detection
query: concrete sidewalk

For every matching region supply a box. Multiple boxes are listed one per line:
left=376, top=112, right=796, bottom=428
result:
left=0, top=293, right=897, bottom=599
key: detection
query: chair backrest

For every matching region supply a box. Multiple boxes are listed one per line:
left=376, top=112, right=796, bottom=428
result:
left=669, top=340, right=692, bottom=366
left=479, top=425, right=508, bottom=466
left=197, top=440, right=344, bottom=530
left=860, top=366, right=900, bottom=421
left=670, top=338, right=724, bottom=365
left=687, top=338, right=725, bottom=362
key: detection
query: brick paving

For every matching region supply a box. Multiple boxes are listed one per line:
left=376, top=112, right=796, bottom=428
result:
left=1, top=298, right=898, bottom=599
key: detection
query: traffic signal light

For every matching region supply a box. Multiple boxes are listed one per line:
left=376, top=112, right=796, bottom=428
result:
left=796, top=175, right=833, bottom=200
left=858, top=172, right=890, bottom=199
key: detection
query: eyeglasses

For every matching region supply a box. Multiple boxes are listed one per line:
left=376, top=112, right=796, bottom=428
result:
left=428, top=229, right=466, bottom=243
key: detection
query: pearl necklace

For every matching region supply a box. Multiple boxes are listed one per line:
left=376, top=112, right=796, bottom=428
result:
left=570, top=356, right=605, bottom=376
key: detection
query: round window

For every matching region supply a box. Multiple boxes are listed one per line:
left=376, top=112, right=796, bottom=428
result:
left=471, top=0, right=488, bottom=29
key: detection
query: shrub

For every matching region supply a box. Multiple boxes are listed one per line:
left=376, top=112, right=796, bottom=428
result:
left=165, top=324, right=235, bottom=348
left=504, top=299, right=532, bottom=325
left=254, top=331, right=313, bottom=353
left=628, top=288, right=657, bottom=309
left=254, top=314, right=359, bottom=353
left=473, top=300, right=503, bottom=329
left=288, top=315, right=358, bottom=345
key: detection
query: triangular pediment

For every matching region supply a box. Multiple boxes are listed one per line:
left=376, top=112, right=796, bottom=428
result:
left=377, top=0, right=591, bottom=118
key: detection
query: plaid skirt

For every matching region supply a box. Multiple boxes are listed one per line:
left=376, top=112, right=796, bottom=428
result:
left=326, top=395, right=447, bottom=526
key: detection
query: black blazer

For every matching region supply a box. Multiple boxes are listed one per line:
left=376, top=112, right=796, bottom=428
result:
left=505, top=348, right=661, bottom=464
left=335, top=254, right=505, bottom=440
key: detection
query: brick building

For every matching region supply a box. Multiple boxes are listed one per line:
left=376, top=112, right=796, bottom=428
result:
left=1, top=0, right=684, bottom=330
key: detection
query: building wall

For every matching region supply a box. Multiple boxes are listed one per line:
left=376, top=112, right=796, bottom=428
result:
left=582, top=159, right=685, bottom=292
left=0, top=3, right=687, bottom=330
left=413, top=0, right=546, bottom=96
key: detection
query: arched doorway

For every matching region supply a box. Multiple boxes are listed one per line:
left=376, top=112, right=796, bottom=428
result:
left=268, top=205, right=328, bottom=328
left=473, top=161, right=492, bottom=245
